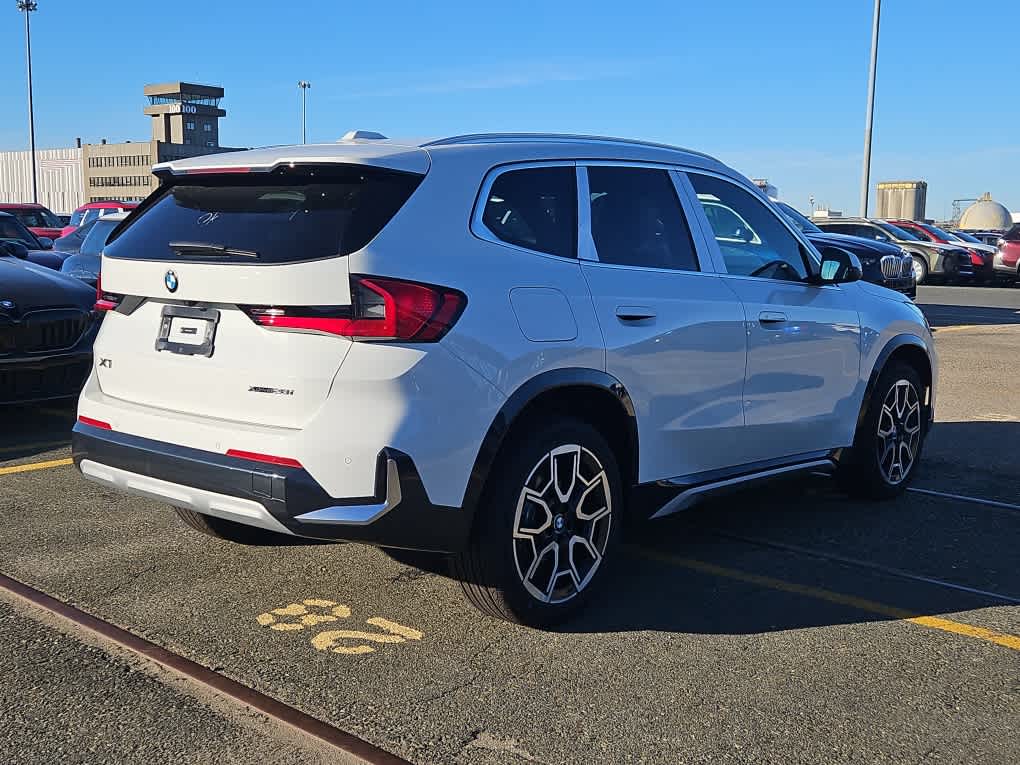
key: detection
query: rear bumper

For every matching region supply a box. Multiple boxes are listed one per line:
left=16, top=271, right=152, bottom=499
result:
left=72, top=423, right=472, bottom=553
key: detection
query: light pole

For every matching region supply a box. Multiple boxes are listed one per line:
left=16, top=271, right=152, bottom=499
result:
left=860, top=0, right=881, bottom=217
left=298, top=81, right=311, bottom=144
left=17, top=0, right=39, bottom=203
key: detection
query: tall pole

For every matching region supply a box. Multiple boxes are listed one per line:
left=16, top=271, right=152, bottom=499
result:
left=860, top=0, right=881, bottom=217
left=298, top=81, right=311, bottom=144
left=18, top=1, right=39, bottom=203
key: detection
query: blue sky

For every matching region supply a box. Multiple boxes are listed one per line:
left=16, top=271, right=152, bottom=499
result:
left=1, top=0, right=1016, bottom=219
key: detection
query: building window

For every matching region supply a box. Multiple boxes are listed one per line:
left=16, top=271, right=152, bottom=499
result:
left=206, top=141, right=215, bottom=147
left=185, top=139, right=192, bottom=145
left=203, top=123, right=212, bottom=132
left=185, top=121, right=196, bottom=131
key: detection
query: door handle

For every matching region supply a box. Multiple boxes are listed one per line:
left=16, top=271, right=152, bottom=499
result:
left=758, top=311, right=788, bottom=324
left=615, top=306, right=656, bottom=321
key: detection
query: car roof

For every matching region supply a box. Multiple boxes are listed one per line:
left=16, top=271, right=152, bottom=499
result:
left=156, top=131, right=737, bottom=179
left=0, top=202, right=46, bottom=209
left=96, top=212, right=129, bottom=221
left=77, top=200, right=136, bottom=209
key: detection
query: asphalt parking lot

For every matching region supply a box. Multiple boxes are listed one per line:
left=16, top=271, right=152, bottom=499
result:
left=1, top=284, right=1018, bottom=765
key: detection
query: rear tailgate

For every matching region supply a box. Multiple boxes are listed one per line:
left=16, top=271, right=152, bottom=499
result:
left=95, top=155, right=425, bottom=428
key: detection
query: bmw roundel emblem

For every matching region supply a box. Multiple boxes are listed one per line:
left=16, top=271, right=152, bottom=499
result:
left=164, top=270, right=179, bottom=293
left=0, top=300, right=14, bottom=311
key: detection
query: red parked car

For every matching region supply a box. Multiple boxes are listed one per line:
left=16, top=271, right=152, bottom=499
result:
left=61, top=200, right=138, bottom=237
left=886, top=219, right=994, bottom=283
left=0, top=202, right=64, bottom=242
left=993, top=225, right=1020, bottom=286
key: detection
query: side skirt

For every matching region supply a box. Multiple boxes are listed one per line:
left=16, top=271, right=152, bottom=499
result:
left=647, top=452, right=839, bottom=520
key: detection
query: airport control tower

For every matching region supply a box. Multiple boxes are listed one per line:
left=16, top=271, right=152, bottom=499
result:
left=143, top=82, right=227, bottom=148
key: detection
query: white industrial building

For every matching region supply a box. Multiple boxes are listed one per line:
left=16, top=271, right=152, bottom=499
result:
left=0, top=147, right=84, bottom=215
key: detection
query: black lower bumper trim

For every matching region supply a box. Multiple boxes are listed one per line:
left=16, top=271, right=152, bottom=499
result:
left=72, top=424, right=472, bottom=553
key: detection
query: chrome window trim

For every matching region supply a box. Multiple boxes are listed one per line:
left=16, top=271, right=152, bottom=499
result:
left=575, top=161, right=711, bottom=274
left=680, top=168, right=834, bottom=287
left=470, top=160, right=579, bottom=261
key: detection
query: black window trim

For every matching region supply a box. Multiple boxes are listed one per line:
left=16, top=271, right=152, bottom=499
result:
left=576, top=161, right=707, bottom=275
left=471, top=160, right=579, bottom=261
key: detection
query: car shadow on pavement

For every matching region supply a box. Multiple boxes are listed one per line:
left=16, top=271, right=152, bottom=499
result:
left=922, top=303, right=1020, bottom=328
left=557, top=419, right=1020, bottom=636
left=0, top=401, right=76, bottom=461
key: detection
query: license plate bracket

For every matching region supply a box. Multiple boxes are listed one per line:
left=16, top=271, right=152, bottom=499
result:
left=155, top=305, right=220, bottom=357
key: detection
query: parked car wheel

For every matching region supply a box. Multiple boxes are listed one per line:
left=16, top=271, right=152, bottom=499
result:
left=453, top=419, right=622, bottom=627
left=838, top=361, right=926, bottom=499
left=910, top=255, right=928, bottom=285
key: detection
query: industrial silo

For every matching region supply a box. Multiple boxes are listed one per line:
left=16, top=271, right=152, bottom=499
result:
left=876, top=181, right=927, bottom=220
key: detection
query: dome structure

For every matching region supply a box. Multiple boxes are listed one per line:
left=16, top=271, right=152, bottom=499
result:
left=959, top=193, right=1012, bottom=231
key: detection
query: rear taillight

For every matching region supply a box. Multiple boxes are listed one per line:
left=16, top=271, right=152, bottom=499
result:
left=94, top=274, right=121, bottom=312
left=243, top=275, right=466, bottom=342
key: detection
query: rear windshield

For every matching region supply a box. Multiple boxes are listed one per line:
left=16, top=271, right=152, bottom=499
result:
left=105, top=165, right=423, bottom=264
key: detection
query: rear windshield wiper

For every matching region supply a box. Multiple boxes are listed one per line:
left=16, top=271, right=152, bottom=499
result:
left=169, top=241, right=259, bottom=258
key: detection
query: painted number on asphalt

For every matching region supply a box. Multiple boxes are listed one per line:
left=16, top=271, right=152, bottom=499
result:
left=256, top=598, right=423, bottom=655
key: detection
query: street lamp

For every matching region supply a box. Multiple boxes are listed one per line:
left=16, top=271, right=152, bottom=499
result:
left=860, top=0, right=881, bottom=217
left=17, top=0, right=38, bottom=203
left=297, top=81, right=311, bottom=144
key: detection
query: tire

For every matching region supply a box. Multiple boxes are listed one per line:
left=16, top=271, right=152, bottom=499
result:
left=910, top=255, right=928, bottom=285
left=174, top=508, right=323, bottom=546
left=452, top=419, right=623, bottom=627
left=837, top=361, right=927, bottom=500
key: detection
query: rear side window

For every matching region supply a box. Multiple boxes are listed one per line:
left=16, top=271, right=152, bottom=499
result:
left=481, top=166, right=576, bottom=258
left=105, top=166, right=423, bottom=264
left=588, top=166, right=699, bottom=271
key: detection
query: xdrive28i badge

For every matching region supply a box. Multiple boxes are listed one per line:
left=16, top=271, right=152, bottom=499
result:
left=164, top=270, right=179, bottom=293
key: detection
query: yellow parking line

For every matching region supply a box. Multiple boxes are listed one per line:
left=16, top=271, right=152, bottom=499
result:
left=0, top=458, right=74, bottom=476
left=637, top=548, right=1020, bottom=652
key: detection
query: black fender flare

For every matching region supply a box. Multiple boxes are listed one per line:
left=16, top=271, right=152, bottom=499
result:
left=856, top=333, right=933, bottom=434
left=460, top=368, right=637, bottom=518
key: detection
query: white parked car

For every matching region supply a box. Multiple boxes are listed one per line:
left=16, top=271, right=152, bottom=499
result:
left=73, top=132, right=937, bottom=626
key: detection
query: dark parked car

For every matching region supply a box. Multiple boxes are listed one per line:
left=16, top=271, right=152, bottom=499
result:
left=0, top=212, right=65, bottom=270
left=59, top=212, right=128, bottom=287
left=813, top=217, right=972, bottom=285
left=774, top=203, right=915, bottom=297
left=0, top=251, right=99, bottom=404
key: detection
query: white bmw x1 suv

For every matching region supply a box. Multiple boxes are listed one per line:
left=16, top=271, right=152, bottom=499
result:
left=74, top=132, right=937, bottom=627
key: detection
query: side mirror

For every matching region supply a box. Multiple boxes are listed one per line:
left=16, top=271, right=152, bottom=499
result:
left=37, top=236, right=54, bottom=250
left=815, top=246, right=862, bottom=285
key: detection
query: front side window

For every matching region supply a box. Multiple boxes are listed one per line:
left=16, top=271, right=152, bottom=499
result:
left=688, top=173, right=810, bottom=281
left=481, top=166, right=576, bottom=258
left=877, top=222, right=920, bottom=241
left=0, top=217, right=38, bottom=247
left=586, top=166, right=698, bottom=271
